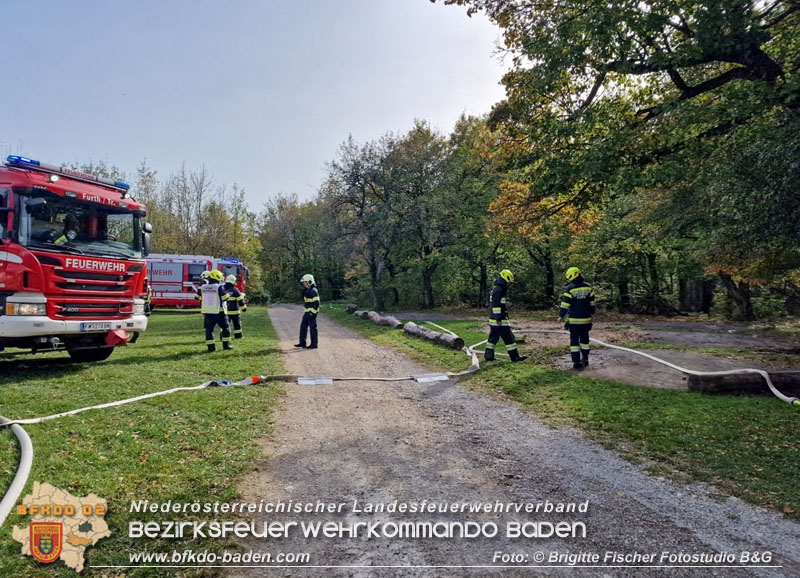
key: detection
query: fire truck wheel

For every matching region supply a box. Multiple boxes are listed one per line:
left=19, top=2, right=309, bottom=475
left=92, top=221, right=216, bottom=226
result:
left=67, top=347, right=114, bottom=362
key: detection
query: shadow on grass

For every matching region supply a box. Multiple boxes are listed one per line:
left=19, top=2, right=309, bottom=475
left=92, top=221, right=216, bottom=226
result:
left=109, top=348, right=282, bottom=367
left=0, top=356, right=83, bottom=384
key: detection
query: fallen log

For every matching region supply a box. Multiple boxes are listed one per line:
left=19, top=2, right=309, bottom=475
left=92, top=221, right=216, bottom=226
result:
left=346, top=303, right=359, bottom=314
left=687, top=370, right=800, bottom=396
left=366, top=311, right=403, bottom=329
left=352, top=310, right=369, bottom=319
left=404, top=321, right=464, bottom=349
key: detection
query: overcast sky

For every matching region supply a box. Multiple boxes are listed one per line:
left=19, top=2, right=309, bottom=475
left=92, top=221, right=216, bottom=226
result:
left=0, top=0, right=507, bottom=210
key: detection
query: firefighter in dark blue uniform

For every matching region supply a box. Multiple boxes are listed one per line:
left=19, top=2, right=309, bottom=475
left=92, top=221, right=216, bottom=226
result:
left=485, top=269, right=528, bottom=362
left=201, top=270, right=232, bottom=352
left=224, top=274, right=245, bottom=339
left=295, top=274, right=319, bottom=349
left=558, top=267, right=595, bottom=369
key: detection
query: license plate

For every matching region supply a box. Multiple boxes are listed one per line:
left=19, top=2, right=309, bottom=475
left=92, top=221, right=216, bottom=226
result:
left=80, top=322, right=112, bottom=332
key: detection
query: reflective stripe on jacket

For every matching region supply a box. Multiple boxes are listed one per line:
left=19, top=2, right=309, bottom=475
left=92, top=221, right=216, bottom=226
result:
left=224, top=283, right=243, bottom=314
left=303, top=285, right=320, bottom=314
left=488, top=276, right=510, bottom=326
left=558, top=279, right=595, bottom=324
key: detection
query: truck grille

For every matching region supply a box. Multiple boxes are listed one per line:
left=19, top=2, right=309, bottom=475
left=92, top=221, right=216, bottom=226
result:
left=55, top=302, right=134, bottom=317
left=33, top=252, right=144, bottom=319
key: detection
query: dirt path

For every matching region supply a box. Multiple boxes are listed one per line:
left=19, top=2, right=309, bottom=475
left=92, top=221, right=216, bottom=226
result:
left=234, top=305, right=800, bottom=577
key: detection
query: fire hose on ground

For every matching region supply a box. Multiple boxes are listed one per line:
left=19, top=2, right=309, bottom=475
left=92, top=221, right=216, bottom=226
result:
left=1, top=321, right=796, bottom=529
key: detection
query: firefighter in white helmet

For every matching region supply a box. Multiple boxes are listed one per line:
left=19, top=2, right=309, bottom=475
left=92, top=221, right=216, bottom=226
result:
left=224, top=274, right=245, bottom=339
left=295, top=274, right=319, bottom=349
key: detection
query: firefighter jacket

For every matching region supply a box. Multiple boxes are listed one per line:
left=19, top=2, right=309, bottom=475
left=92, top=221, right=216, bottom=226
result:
left=559, top=278, right=595, bottom=325
left=224, top=282, right=245, bottom=315
left=200, top=282, right=229, bottom=314
left=488, top=276, right=510, bottom=326
left=194, top=278, right=208, bottom=301
left=302, top=284, right=320, bottom=315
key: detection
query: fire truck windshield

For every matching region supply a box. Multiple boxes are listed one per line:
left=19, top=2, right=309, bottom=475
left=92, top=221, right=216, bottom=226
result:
left=16, top=191, right=144, bottom=259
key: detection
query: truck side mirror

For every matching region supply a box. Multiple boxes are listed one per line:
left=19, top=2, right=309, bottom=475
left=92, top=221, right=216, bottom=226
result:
left=25, top=197, right=47, bottom=213
left=143, top=222, right=153, bottom=234
left=142, top=232, right=151, bottom=256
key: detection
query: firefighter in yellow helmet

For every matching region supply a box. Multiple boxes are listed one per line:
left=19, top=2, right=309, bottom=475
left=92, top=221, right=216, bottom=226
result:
left=224, top=274, right=245, bottom=339
left=484, top=269, right=527, bottom=362
left=558, top=267, right=595, bottom=369
left=200, top=270, right=232, bottom=352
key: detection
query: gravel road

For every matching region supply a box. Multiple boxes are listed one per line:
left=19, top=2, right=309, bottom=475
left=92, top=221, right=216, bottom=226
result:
left=233, top=304, right=800, bottom=577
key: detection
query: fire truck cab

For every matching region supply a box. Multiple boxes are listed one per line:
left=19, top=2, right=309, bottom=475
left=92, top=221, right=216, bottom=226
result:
left=0, top=155, right=151, bottom=362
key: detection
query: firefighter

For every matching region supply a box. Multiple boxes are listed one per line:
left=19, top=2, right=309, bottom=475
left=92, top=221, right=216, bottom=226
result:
left=144, top=283, right=153, bottom=316
left=294, top=273, right=319, bottom=349
left=194, top=270, right=210, bottom=302
left=200, top=269, right=232, bottom=352
left=224, top=274, right=245, bottom=339
left=558, top=266, right=595, bottom=369
left=485, top=269, right=528, bottom=362
left=54, top=214, right=80, bottom=245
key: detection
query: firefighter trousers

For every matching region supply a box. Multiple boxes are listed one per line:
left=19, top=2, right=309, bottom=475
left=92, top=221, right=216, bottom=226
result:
left=228, top=313, right=243, bottom=338
left=204, top=313, right=231, bottom=351
left=569, top=323, right=592, bottom=364
left=299, top=312, right=318, bottom=347
left=485, top=325, right=522, bottom=361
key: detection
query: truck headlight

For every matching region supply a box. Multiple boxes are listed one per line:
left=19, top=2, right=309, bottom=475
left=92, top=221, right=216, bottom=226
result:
left=132, top=303, right=145, bottom=316
left=6, top=303, right=47, bottom=316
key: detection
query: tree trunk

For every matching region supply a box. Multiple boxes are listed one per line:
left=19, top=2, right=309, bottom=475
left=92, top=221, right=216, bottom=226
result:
left=718, top=273, right=755, bottom=321
left=421, top=263, right=438, bottom=309
left=543, top=245, right=554, bottom=303
left=701, top=278, right=716, bottom=314
left=368, top=247, right=385, bottom=311
left=618, top=280, right=632, bottom=312
left=678, top=278, right=688, bottom=311
left=647, top=253, right=660, bottom=298
left=388, top=287, right=399, bottom=307
left=477, top=263, right=488, bottom=307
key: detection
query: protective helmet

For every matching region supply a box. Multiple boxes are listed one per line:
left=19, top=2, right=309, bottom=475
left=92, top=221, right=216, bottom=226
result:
left=499, top=269, right=514, bottom=283
left=300, top=274, right=315, bottom=284
left=208, top=270, right=224, bottom=282
left=565, top=267, right=581, bottom=281
left=200, top=270, right=211, bottom=280
left=225, top=274, right=237, bottom=284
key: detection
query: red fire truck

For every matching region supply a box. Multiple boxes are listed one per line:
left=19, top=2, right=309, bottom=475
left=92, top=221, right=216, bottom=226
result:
left=0, top=155, right=152, bottom=362
left=145, top=254, right=249, bottom=308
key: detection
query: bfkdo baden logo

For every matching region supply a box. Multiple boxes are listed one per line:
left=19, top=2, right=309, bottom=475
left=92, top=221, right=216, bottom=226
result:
left=30, top=522, right=63, bottom=563
left=12, top=482, right=111, bottom=573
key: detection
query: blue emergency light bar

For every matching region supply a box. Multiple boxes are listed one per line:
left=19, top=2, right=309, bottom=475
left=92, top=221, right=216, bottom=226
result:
left=5, top=155, right=131, bottom=192
left=219, top=257, right=241, bottom=264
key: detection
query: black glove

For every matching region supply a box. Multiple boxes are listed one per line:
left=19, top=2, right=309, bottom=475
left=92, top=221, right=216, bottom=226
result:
left=564, top=320, right=570, bottom=330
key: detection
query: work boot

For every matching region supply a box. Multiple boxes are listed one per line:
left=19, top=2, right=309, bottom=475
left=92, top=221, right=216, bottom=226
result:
left=581, top=350, right=590, bottom=367
left=484, top=347, right=495, bottom=361
left=307, top=344, right=318, bottom=349
left=572, top=361, right=584, bottom=370
left=223, top=342, right=234, bottom=351
left=508, top=347, right=526, bottom=362
left=294, top=343, right=306, bottom=348
left=207, top=344, right=216, bottom=353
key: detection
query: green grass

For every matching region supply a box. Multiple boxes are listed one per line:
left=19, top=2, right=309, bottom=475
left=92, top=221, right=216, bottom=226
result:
left=324, top=303, right=800, bottom=520
left=0, top=307, right=283, bottom=577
